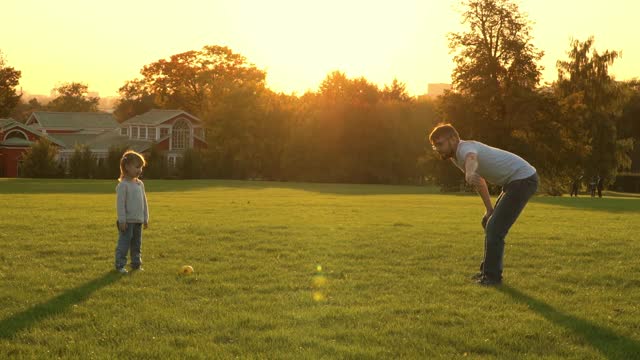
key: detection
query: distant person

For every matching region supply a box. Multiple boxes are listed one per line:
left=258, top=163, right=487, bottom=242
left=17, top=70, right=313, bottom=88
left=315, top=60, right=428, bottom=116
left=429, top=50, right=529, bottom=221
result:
left=589, top=176, right=597, bottom=198
left=570, top=176, right=582, bottom=197
left=597, top=176, right=604, bottom=198
left=429, top=124, right=538, bottom=286
left=115, top=150, right=149, bottom=274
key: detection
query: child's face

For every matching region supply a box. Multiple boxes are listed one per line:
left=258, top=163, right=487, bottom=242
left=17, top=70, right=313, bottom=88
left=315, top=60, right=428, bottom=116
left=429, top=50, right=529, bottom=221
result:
left=125, top=161, right=143, bottom=178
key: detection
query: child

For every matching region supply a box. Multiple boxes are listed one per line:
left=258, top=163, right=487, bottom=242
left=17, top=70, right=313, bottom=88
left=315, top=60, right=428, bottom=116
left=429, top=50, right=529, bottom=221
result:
left=115, top=150, right=149, bottom=274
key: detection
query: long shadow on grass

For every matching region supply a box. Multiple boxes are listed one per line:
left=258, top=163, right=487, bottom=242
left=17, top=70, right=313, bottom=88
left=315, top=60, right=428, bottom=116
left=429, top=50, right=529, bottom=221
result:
left=499, top=285, right=640, bottom=359
left=0, top=272, right=121, bottom=339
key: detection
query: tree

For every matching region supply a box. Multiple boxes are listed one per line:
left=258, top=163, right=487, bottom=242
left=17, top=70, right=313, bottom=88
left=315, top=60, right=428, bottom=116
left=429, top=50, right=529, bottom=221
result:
left=555, top=37, right=631, bottom=181
left=113, top=79, right=156, bottom=122
left=144, top=145, right=168, bottom=179
left=69, top=144, right=96, bottom=178
left=448, top=0, right=543, bottom=148
left=48, top=82, right=100, bottom=112
left=122, top=45, right=266, bottom=117
left=21, top=138, right=60, bottom=178
left=618, top=80, right=640, bottom=141
left=100, top=145, right=129, bottom=179
left=11, top=97, right=46, bottom=122
left=119, top=45, right=268, bottom=178
left=180, top=148, right=203, bottom=179
left=381, top=79, right=411, bottom=102
left=0, top=51, right=22, bottom=117
left=280, top=72, right=438, bottom=185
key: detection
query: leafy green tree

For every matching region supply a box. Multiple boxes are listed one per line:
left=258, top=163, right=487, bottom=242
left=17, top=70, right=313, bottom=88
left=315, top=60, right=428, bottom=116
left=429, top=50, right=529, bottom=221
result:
left=114, top=79, right=156, bottom=122
left=144, top=145, right=168, bottom=179
left=11, top=98, right=46, bottom=122
left=122, top=45, right=265, bottom=116
left=21, top=138, right=60, bottom=178
left=280, top=72, right=438, bottom=185
left=448, top=0, right=543, bottom=148
left=617, top=80, right=640, bottom=154
left=69, top=144, right=96, bottom=178
left=180, top=148, right=204, bottom=179
left=48, top=82, right=100, bottom=112
left=103, top=145, right=129, bottom=179
left=555, top=37, right=631, bottom=181
left=0, top=51, right=22, bottom=117
left=252, top=90, right=297, bottom=180
left=381, top=79, right=411, bottom=102
left=120, top=45, right=268, bottom=179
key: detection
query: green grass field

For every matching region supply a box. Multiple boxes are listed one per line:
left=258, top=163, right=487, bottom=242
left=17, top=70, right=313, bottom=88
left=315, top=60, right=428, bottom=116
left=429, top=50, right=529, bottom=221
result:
left=1, top=179, right=639, bottom=359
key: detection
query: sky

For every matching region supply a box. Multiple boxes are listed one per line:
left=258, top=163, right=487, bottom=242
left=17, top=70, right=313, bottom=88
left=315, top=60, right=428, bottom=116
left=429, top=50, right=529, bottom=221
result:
left=2, top=0, right=639, bottom=98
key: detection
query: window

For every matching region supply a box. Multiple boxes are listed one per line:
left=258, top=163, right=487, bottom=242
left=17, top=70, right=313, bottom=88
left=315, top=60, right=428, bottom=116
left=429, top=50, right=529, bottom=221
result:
left=5, top=131, right=27, bottom=140
left=132, top=127, right=138, bottom=138
left=194, top=127, right=204, bottom=139
left=171, top=120, right=190, bottom=150
left=160, top=128, right=169, bottom=138
left=120, top=127, right=128, bottom=136
left=148, top=128, right=156, bottom=140
left=140, top=127, right=147, bottom=139
left=168, top=156, right=176, bottom=168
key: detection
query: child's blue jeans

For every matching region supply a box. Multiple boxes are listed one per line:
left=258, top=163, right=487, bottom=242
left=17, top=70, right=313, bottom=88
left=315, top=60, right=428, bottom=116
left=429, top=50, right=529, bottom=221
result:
left=115, top=223, right=143, bottom=270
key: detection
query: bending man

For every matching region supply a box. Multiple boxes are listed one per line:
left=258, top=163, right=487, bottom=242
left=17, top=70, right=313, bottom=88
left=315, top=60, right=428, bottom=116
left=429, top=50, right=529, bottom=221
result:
left=429, top=124, right=538, bottom=285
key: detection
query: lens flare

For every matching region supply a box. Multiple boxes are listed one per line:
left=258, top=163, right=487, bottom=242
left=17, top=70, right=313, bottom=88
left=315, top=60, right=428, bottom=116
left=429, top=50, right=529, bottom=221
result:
left=312, top=292, right=326, bottom=302
left=312, top=275, right=327, bottom=288
left=312, top=265, right=328, bottom=301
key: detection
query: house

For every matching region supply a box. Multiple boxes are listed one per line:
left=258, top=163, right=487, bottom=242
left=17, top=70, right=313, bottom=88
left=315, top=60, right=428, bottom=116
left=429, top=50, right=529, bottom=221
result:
left=119, top=110, right=207, bottom=168
left=0, top=110, right=207, bottom=177
left=0, top=118, right=64, bottom=177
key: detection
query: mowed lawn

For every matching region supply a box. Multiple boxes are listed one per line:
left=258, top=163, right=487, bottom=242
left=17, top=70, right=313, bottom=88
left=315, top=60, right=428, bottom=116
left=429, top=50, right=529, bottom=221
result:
left=1, top=179, right=639, bottom=359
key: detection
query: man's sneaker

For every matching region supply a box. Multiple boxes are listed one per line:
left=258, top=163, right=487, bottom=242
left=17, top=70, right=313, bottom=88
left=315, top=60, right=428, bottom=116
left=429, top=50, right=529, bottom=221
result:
left=477, top=275, right=501, bottom=286
left=117, top=267, right=128, bottom=274
left=131, top=267, right=144, bottom=272
left=471, top=272, right=483, bottom=281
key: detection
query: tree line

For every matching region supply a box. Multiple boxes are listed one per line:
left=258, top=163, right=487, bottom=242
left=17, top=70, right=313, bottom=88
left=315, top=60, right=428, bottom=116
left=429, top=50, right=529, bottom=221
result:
left=4, top=0, right=640, bottom=193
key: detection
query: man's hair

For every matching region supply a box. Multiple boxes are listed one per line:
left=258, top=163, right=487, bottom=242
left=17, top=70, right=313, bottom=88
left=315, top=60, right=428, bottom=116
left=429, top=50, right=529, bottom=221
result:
left=429, top=123, right=459, bottom=143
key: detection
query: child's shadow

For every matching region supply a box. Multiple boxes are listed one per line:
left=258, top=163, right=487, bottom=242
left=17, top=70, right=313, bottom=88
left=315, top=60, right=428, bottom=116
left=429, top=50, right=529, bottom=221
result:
left=0, top=272, right=122, bottom=339
left=499, top=285, right=640, bottom=359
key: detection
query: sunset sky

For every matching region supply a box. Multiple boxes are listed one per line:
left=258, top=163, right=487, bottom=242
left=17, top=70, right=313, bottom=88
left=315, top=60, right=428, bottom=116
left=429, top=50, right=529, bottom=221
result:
left=2, top=0, right=639, bottom=98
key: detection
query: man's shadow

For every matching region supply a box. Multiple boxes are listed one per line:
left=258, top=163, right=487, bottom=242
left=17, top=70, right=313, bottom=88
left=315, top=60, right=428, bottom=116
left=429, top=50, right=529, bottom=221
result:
left=0, top=272, right=122, bottom=339
left=499, top=285, right=640, bottom=359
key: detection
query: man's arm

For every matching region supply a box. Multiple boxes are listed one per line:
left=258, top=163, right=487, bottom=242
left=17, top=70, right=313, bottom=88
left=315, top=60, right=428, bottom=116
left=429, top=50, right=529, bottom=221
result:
left=464, top=153, right=493, bottom=213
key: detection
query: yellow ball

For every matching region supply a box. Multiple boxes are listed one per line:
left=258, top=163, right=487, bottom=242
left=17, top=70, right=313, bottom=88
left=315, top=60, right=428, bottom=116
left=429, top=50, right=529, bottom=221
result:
left=180, top=265, right=194, bottom=275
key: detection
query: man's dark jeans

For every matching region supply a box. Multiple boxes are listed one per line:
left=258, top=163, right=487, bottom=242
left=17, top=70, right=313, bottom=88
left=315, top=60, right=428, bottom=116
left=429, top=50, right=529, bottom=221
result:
left=481, top=173, right=538, bottom=280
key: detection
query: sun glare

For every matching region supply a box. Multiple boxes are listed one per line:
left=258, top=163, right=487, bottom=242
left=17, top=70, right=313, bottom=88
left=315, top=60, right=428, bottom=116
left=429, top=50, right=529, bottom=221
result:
left=1, top=0, right=638, bottom=97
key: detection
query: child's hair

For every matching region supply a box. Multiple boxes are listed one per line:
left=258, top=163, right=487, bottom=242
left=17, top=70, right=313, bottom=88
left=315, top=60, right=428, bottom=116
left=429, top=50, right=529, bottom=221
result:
left=119, top=150, right=146, bottom=181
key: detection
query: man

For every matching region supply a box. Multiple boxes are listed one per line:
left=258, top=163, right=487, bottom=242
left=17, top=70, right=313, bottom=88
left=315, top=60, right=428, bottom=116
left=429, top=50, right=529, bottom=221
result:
left=570, top=175, right=582, bottom=197
left=429, top=124, right=538, bottom=285
left=596, top=175, right=604, bottom=198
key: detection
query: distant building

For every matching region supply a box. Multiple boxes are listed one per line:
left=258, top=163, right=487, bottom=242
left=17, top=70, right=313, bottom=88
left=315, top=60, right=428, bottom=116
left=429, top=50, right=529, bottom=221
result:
left=427, top=83, right=452, bottom=98
left=0, top=110, right=207, bottom=177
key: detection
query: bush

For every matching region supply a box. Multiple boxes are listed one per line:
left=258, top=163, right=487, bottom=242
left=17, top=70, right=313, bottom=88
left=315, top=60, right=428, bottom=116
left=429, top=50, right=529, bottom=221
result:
left=69, top=145, right=96, bottom=178
left=144, top=145, right=168, bottom=179
left=180, top=148, right=204, bottom=179
left=106, top=145, right=129, bottom=179
left=20, top=138, right=61, bottom=178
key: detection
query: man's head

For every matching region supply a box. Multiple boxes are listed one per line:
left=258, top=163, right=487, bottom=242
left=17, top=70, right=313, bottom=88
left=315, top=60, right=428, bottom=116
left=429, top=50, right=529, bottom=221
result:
left=429, top=123, right=460, bottom=160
